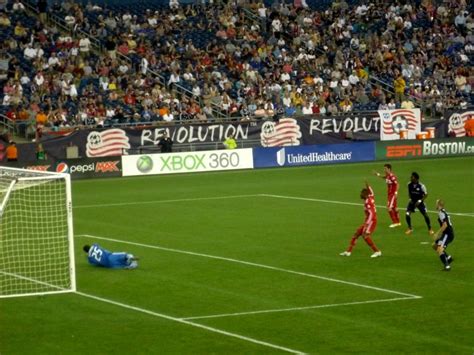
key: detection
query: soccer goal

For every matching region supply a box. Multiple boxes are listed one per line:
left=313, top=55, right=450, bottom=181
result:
left=0, top=166, right=76, bottom=298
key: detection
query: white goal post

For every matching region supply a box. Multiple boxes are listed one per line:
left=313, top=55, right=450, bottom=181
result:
left=0, top=166, right=76, bottom=298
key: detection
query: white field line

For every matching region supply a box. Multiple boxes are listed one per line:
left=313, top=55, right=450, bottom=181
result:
left=261, top=194, right=474, bottom=218
left=77, top=234, right=421, bottom=299
left=181, top=296, right=417, bottom=321
left=0, top=270, right=73, bottom=299
left=73, top=193, right=474, bottom=217
left=76, top=291, right=304, bottom=354
left=73, top=194, right=261, bottom=209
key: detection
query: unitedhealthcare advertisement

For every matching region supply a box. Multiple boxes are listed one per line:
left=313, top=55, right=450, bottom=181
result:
left=253, top=142, right=375, bottom=168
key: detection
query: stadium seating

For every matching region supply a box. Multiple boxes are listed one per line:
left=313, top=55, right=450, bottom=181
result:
left=1, top=0, right=473, bottom=135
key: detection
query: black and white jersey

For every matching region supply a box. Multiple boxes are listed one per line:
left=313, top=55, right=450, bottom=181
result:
left=408, top=182, right=427, bottom=202
left=438, top=208, right=454, bottom=236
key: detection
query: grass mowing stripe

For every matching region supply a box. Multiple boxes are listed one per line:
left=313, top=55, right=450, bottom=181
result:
left=77, top=234, right=422, bottom=298
left=75, top=291, right=305, bottom=354
left=181, top=297, right=418, bottom=320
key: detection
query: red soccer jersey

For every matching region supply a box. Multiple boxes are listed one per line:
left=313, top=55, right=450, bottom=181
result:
left=385, top=172, right=399, bottom=196
left=364, top=186, right=377, bottom=225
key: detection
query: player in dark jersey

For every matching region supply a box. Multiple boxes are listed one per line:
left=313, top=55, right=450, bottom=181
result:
left=432, top=199, right=455, bottom=271
left=405, top=172, right=434, bottom=236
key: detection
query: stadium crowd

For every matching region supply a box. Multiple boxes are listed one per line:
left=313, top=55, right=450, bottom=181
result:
left=0, top=0, right=473, bottom=136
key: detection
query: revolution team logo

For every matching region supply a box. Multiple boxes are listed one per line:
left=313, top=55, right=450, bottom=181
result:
left=379, top=109, right=421, bottom=140
left=448, top=111, right=473, bottom=137
left=260, top=118, right=302, bottom=147
left=86, top=129, right=131, bottom=157
left=136, top=156, right=153, bottom=173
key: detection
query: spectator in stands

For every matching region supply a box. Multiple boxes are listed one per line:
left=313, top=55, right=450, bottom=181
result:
left=223, top=134, right=237, bottom=149
left=6, top=141, right=18, bottom=162
left=36, top=143, right=47, bottom=160
left=158, top=132, right=173, bottom=153
left=464, top=116, right=474, bottom=137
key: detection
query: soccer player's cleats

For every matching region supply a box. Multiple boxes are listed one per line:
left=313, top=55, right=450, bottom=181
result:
left=339, top=251, right=351, bottom=256
left=389, top=223, right=402, bottom=228
left=405, top=229, right=413, bottom=235
left=370, top=251, right=382, bottom=258
left=429, top=229, right=435, bottom=236
left=443, top=265, right=451, bottom=271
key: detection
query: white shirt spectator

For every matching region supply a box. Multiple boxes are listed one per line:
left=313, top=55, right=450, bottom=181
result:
left=192, top=85, right=201, bottom=97
left=20, top=75, right=30, bottom=85
left=140, top=57, right=149, bottom=75
left=65, top=15, right=76, bottom=26
left=168, top=72, right=180, bottom=86
left=280, top=72, right=290, bottom=82
left=12, top=1, right=25, bottom=12
left=34, top=73, right=45, bottom=86
left=48, top=54, right=60, bottom=67
left=349, top=73, right=359, bottom=85
left=302, top=104, right=313, bottom=115
left=271, top=18, right=282, bottom=32
left=169, top=0, right=179, bottom=10
left=79, top=37, right=91, bottom=53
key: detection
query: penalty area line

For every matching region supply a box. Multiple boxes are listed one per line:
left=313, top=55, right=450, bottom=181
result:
left=77, top=234, right=422, bottom=299
left=75, top=291, right=305, bottom=354
left=181, top=296, right=419, bottom=321
left=73, top=194, right=261, bottom=209
left=260, top=194, right=474, bottom=218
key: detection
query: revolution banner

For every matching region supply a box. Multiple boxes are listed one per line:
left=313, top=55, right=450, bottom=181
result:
left=378, top=108, right=421, bottom=140
left=443, top=108, right=474, bottom=137
left=14, top=115, right=450, bottom=162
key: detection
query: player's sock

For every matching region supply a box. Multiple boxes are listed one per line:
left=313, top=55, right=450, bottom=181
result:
left=388, top=210, right=395, bottom=223
left=347, top=237, right=357, bottom=252
left=394, top=210, right=400, bottom=223
left=364, top=236, right=379, bottom=252
left=405, top=213, right=412, bottom=229
left=439, top=252, right=448, bottom=266
left=423, top=213, right=431, bottom=230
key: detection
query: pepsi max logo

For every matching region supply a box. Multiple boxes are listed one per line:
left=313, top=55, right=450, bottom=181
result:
left=56, top=162, right=69, bottom=173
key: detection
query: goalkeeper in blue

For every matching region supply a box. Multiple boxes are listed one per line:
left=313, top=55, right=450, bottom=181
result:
left=83, top=244, right=138, bottom=269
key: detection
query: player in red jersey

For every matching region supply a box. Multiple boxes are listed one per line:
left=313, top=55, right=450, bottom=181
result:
left=340, top=182, right=382, bottom=258
left=373, top=164, right=401, bottom=228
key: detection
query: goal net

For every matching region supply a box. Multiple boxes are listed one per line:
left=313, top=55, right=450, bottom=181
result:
left=0, top=167, right=75, bottom=298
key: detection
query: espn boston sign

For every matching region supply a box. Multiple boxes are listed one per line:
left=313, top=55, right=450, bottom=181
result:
left=376, top=137, right=474, bottom=160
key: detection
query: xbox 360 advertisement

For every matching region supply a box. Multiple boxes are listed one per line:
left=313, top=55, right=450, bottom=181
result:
left=122, top=149, right=254, bottom=176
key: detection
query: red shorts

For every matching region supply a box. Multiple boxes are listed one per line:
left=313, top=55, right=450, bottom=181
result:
left=355, top=219, right=377, bottom=236
left=387, top=193, right=398, bottom=209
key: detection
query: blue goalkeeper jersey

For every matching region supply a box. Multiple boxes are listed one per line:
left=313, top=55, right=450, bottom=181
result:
left=87, top=243, right=130, bottom=268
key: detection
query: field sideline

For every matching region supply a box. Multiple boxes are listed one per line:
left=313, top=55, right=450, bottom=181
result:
left=1, top=157, right=473, bottom=354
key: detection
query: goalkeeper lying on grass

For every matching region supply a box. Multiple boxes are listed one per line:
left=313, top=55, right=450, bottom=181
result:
left=83, top=244, right=138, bottom=269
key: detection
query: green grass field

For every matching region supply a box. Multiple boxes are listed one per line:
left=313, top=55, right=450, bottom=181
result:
left=1, top=157, right=473, bottom=354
